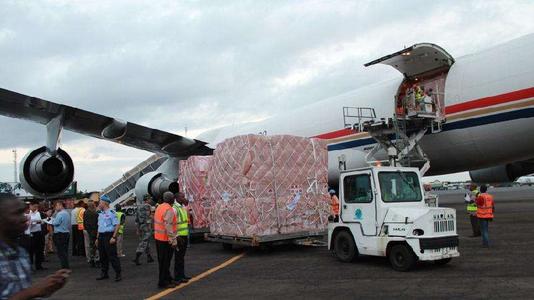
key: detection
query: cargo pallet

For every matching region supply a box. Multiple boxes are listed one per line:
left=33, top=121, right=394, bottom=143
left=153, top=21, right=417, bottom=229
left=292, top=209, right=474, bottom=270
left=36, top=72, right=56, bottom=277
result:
left=205, top=230, right=327, bottom=250
left=189, top=227, right=210, bottom=242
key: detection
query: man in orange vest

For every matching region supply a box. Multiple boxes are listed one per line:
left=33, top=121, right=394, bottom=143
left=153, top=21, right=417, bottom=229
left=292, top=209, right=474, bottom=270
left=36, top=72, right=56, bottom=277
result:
left=476, top=185, right=495, bottom=248
left=329, top=189, right=340, bottom=222
left=154, top=192, right=178, bottom=289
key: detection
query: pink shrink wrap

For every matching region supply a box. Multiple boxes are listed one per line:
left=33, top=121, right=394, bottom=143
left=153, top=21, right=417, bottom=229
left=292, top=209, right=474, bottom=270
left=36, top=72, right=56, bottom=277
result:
left=207, top=134, right=330, bottom=237
left=178, top=155, right=213, bottom=229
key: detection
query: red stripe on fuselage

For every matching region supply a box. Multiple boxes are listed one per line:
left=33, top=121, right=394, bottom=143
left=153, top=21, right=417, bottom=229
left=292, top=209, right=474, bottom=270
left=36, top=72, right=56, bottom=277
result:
left=445, top=87, right=534, bottom=114
left=313, top=128, right=356, bottom=139
left=314, top=86, right=534, bottom=140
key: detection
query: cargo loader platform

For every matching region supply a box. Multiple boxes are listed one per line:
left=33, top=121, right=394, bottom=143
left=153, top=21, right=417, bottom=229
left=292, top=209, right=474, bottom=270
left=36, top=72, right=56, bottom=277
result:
left=205, top=230, right=327, bottom=249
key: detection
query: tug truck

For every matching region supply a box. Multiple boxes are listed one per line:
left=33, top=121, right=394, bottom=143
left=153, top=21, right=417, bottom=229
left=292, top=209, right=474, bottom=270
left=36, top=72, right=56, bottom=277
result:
left=328, top=166, right=459, bottom=271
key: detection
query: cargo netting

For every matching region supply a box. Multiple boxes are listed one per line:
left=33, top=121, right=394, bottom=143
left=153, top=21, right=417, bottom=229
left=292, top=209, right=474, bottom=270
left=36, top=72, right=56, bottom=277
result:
left=207, top=134, right=330, bottom=237
left=178, top=155, right=213, bottom=229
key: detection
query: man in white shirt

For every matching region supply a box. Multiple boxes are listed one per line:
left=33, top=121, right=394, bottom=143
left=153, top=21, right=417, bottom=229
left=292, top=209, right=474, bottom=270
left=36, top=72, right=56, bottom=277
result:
left=70, top=203, right=81, bottom=256
left=20, top=205, right=32, bottom=255
left=28, top=202, right=46, bottom=270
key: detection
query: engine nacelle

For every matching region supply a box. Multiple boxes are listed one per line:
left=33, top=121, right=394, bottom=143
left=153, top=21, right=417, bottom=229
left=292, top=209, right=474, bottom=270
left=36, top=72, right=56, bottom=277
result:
left=134, top=171, right=179, bottom=204
left=469, top=161, right=534, bottom=183
left=20, top=146, right=74, bottom=197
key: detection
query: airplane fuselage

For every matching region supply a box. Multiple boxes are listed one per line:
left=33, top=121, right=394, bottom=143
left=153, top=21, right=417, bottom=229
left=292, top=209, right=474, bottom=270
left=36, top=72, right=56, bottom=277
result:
left=198, top=34, right=534, bottom=183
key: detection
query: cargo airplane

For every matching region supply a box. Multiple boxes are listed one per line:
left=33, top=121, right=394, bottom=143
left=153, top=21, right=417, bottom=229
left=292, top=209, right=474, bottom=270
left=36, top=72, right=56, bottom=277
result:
left=1, top=33, right=533, bottom=200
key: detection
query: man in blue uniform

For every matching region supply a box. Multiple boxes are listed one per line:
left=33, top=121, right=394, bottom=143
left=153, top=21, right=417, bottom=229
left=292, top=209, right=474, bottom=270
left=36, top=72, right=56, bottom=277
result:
left=96, top=195, right=122, bottom=282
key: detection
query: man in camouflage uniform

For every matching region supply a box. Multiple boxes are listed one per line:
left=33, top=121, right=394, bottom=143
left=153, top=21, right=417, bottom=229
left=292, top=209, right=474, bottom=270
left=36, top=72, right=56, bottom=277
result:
left=132, top=195, right=155, bottom=265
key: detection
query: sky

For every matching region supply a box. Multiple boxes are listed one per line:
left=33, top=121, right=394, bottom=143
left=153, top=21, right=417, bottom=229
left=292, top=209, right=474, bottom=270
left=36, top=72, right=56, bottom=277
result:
left=1, top=0, right=534, bottom=191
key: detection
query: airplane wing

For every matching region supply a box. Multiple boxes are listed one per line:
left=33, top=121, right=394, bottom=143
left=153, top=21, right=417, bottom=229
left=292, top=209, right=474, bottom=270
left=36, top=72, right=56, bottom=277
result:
left=0, top=87, right=213, bottom=157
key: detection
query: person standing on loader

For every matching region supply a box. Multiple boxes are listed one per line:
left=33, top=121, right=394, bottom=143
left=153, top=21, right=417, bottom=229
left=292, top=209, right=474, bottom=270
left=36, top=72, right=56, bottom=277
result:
left=465, top=184, right=481, bottom=237
left=133, top=195, right=155, bottom=265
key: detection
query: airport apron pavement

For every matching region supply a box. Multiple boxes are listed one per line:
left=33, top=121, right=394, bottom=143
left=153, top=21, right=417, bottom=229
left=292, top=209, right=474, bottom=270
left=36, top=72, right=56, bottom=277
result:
left=33, top=186, right=534, bottom=299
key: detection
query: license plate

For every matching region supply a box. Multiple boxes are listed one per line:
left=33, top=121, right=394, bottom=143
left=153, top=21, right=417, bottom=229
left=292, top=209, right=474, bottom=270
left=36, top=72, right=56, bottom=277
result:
left=432, top=246, right=456, bottom=254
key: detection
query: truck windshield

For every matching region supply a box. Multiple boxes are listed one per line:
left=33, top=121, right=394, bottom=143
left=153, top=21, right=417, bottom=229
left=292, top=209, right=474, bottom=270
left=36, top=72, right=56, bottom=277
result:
left=378, top=171, right=422, bottom=202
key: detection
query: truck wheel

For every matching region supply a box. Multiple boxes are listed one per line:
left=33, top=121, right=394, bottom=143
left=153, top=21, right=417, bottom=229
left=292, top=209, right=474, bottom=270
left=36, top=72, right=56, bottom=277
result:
left=334, top=230, right=357, bottom=262
left=388, top=244, right=416, bottom=271
left=222, top=243, right=232, bottom=251
left=434, top=258, right=452, bottom=265
left=126, top=208, right=134, bottom=215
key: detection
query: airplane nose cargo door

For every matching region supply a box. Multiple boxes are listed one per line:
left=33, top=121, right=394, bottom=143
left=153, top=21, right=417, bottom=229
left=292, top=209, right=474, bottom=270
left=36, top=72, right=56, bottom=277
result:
left=361, top=44, right=455, bottom=175
left=364, top=43, right=454, bottom=78
left=365, top=43, right=455, bottom=121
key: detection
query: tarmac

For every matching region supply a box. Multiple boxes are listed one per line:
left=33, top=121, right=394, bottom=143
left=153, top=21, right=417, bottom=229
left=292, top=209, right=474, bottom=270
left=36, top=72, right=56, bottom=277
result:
left=34, top=186, right=534, bottom=299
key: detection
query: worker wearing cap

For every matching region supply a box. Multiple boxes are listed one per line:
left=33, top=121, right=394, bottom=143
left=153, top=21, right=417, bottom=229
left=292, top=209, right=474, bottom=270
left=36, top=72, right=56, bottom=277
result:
left=329, top=189, right=340, bottom=222
left=132, top=194, right=155, bottom=265
left=173, top=192, right=191, bottom=283
left=476, top=185, right=495, bottom=248
left=465, top=184, right=481, bottom=237
left=154, top=192, right=177, bottom=289
left=96, top=195, right=122, bottom=282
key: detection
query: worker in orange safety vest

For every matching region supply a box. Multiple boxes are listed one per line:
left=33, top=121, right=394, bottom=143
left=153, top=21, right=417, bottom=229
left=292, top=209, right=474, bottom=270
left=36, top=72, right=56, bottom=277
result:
left=154, top=192, right=177, bottom=289
left=329, top=189, right=340, bottom=222
left=476, top=185, right=495, bottom=248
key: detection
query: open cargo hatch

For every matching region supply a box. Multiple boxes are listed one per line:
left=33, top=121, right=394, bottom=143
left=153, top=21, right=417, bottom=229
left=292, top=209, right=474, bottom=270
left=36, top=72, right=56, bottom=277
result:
left=358, top=43, right=455, bottom=175
left=364, top=43, right=454, bottom=79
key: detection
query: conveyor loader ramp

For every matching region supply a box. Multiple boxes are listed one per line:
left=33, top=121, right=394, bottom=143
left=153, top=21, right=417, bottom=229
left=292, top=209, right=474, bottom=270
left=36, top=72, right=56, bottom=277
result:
left=359, top=42, right=455, bottom=175
left=363, top=116, right=437, bottom=175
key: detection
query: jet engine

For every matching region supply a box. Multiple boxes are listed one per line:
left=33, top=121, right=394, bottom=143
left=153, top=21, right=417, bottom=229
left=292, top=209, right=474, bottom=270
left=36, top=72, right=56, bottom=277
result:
left=19, top=146, right=74, bottom=197
left=469, top=161, right=534, bottom=183
left=134, top=171, right=179, bottom=202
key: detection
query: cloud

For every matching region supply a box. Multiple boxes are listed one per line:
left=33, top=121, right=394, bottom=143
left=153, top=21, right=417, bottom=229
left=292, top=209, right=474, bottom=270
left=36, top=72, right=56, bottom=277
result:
left=0, top=0, right=533, bottom=190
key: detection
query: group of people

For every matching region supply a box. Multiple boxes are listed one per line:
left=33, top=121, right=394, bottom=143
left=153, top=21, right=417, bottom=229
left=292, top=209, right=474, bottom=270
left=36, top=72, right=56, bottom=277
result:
left=403, top=84, right=435, bottom=115
left=0, top=187, right=195, bottom=298
left=68, top=199, right=127, bottom=268
left=153, top=191, right=191, bottom=289
left=465, top=184, right=495, bottom=248
left=0, top=192, right=138, bottom=299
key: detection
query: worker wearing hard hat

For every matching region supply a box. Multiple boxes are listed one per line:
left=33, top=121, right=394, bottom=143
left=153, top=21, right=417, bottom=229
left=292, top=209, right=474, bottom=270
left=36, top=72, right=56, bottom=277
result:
left=329, top=189, right=340, bottom=222
left=465, top=184, right=481, bottom=237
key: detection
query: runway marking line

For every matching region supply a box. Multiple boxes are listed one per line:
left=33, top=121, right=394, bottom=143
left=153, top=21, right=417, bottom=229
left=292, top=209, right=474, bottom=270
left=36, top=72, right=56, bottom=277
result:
left=145, top=252, right=246, bottom=300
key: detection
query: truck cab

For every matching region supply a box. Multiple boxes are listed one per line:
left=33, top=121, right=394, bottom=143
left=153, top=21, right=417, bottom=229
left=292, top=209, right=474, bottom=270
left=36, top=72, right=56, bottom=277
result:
left=328, top=166, right=459, bottom=271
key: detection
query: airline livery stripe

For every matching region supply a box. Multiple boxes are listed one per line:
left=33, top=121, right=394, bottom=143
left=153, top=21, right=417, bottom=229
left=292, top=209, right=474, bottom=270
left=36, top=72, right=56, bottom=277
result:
left=314, top=128, right=355, bottom=139
left=327, top=107, right=534, bottom=151
left=445, top=87, right=534, bottom=114
left=316, top=86, right=534, bottom=141
left=442, top=107, right=534, bottom=131
left=447, top=98, right=534, bottom=121
left=328, top=137, right=375, bottom=151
